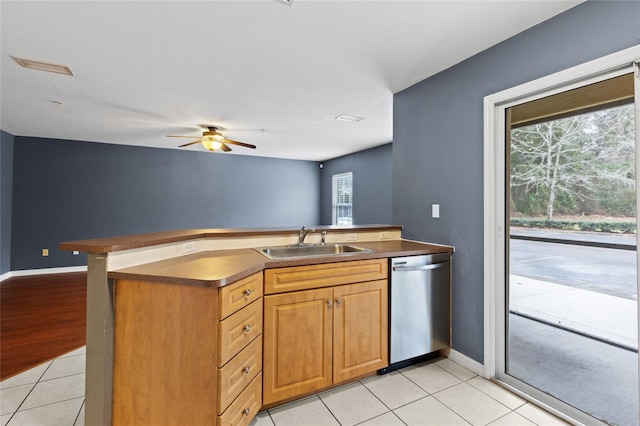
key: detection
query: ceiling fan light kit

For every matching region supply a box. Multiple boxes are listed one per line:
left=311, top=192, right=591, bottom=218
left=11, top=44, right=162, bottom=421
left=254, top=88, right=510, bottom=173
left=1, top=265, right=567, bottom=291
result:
left=168, top=126, right=257, bottom=153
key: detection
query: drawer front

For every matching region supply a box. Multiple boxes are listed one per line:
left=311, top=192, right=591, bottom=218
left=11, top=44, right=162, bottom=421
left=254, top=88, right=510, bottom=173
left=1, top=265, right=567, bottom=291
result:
left=217, top=335, right=262, bottom=414
left=264, top=259, right=388, bottom=294
left=218, top=298, right=263, bottom=367
left=219, top=272, right=263, bottom=320
left=217, top=372, right=262, bottom=426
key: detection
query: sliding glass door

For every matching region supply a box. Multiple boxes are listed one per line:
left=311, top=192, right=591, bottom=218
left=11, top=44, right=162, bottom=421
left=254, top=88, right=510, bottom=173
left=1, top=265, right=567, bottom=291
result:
left=485, top=49, right=640, bottom=426
left=502, top=73, right=638, bottom=425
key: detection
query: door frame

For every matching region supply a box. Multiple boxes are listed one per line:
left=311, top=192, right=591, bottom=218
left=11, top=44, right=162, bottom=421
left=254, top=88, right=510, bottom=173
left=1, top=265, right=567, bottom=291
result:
left=483, top=45, right=640, bottom=423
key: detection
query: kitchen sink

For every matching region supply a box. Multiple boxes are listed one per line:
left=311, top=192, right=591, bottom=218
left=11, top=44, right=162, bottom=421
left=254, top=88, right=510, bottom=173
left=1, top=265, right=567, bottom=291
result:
left=256, top=243, right=373, bottom=260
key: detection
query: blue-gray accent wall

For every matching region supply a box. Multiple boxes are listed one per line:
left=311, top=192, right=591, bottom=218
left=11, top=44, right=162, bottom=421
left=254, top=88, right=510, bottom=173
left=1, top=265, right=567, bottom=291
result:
left=10, top=137, right=320, bottom=270
left=1, top=131, right=14, bottom=274
left=393, top=0, right=640, bottom=363
left=320, top=143, right=392, bottom=226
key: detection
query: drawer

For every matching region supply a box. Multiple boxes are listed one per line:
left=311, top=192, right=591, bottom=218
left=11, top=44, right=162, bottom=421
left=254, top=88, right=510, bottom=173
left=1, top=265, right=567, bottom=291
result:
left=264, top=259, right=388, bottom=294
left=218, top=298, right=263, bottom=367
left=217, top=335, right=262, bottom=414
left=217, top=372, right=262, bottom=426
left=219, top=272, right=263, bottom=320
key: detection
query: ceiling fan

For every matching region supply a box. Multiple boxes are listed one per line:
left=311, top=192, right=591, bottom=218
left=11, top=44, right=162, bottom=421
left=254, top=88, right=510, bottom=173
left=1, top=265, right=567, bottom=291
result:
left=168, top=126, right=256, bottom=152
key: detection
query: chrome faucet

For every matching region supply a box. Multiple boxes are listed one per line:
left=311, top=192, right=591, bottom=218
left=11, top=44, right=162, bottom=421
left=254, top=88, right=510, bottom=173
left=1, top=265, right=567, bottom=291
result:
left=320, top=231, right=327, bottom=245
left=298, top=226, right=315, bottom=245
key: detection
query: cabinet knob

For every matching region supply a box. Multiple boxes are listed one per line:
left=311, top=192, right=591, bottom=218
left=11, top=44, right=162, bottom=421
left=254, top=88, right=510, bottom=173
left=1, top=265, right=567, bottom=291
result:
left=243, top=324, right=251, bottom=333
left=243, top=366, right=251, bottom=375
left=327, top=300, right=333, bottom=307
left=242, top=408, right=250, bottom=417
left=336, top=298, right=342, bottom=305
left=244, top=288, right=252, bottom=296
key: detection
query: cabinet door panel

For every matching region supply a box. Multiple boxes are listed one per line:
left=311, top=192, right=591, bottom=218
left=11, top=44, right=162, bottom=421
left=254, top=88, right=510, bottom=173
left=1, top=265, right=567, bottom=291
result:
left=263, top=288, right=333, bottom=405
left=333, top=280, right=388, bottom=383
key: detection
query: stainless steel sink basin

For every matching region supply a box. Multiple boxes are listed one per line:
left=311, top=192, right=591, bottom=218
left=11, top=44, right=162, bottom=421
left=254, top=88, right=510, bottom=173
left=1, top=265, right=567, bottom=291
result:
left=256, top=243, right=373, bottom=260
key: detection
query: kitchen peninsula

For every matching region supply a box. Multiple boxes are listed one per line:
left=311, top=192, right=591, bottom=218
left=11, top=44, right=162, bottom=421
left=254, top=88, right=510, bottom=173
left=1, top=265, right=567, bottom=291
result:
left=60, top=225, right=453, bottom=426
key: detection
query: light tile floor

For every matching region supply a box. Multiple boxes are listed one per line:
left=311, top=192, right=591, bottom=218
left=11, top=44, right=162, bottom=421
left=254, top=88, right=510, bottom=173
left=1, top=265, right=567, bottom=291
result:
left=1, top=348, right=568, bottom=426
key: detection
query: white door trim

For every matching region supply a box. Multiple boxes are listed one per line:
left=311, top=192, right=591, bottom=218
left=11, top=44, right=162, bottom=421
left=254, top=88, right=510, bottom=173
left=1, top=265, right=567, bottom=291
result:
left=483, top=44, right=640, bottom=416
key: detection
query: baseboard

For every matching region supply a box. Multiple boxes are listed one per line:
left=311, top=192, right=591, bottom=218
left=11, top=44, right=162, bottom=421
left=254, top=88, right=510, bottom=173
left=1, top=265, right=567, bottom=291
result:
left=446, top=348, right=485, bottom=376
left=0, top=266, right=87, bottom=281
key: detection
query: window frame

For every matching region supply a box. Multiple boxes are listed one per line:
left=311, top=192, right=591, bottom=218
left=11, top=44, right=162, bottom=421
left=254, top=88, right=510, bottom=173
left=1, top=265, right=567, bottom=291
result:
left=332, top=172, right=353, bottom=225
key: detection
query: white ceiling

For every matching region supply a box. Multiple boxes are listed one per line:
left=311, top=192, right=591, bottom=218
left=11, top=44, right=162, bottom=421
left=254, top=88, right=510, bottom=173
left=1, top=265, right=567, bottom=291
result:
left=1, top=0, right=582, bottom=161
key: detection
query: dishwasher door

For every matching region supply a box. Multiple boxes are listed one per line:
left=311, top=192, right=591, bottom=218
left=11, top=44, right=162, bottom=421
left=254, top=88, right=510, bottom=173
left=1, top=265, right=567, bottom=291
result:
left=390, top=254, right=451, bottom=364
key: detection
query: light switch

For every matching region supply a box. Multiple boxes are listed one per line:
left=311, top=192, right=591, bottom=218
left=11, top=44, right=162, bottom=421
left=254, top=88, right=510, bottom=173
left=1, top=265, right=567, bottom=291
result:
left=432, top=204, right=440, bottom=218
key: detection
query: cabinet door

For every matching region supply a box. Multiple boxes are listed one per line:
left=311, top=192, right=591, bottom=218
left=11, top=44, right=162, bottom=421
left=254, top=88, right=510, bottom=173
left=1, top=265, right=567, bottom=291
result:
left=263, top=288, right=333, bottom=405
left=333, top=280, right=388, bottom=383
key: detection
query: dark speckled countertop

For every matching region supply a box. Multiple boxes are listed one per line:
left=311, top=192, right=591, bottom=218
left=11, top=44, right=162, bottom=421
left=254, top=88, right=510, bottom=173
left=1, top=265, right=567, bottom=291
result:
left=107, top=240, right=453, bottom=287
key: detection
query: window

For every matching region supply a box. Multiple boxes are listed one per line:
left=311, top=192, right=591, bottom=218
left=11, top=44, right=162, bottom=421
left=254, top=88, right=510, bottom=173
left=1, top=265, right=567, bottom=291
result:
left=332, top=172, right=353, bottom=225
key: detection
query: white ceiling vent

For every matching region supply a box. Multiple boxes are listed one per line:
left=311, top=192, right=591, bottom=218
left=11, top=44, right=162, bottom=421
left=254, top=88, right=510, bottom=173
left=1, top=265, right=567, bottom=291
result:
left=274, top=0, right=296, bottom=6
left=11, top=56, right=74, bottom=76
left=335, top=114, right=364, bottom=123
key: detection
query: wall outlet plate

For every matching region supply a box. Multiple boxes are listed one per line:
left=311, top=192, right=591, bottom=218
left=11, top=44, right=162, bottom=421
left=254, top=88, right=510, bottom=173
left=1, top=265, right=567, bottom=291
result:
left=42, top=248, right=49, bottom=257
left=73, top=251, right=80, bottom=255
left=182, top=241, right=196, bottom=254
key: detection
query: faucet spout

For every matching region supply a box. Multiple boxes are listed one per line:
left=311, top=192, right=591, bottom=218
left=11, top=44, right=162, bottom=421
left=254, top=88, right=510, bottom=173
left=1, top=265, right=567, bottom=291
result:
left=298, top=226, right=315, bottom=245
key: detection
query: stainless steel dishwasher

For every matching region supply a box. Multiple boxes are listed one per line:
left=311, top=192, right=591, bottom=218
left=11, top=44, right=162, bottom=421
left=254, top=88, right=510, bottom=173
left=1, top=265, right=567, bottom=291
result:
left=386, top=253, right=451, bottom=370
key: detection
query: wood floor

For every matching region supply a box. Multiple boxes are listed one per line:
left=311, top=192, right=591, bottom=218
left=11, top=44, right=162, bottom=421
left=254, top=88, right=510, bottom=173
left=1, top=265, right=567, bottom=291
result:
left=0, top=272, right=87, bottom=380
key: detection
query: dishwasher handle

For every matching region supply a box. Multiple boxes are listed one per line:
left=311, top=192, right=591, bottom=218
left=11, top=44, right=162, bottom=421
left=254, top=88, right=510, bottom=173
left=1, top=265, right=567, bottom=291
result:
left=392, top=262, right=449, bottom=272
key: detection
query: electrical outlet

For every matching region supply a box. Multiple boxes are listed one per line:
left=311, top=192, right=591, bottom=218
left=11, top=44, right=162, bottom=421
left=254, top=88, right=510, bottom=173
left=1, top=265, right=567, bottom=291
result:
left=182, top=241, right=196, bottom=254
left=73, top=251, right=80, bottom=256
left=432, top=204, right=440, bottom=218
left=42, top=248, right=49, bottom=257
left=379, top=231, right=390, bottom=240
left=346, top=233, right=357, bottom=241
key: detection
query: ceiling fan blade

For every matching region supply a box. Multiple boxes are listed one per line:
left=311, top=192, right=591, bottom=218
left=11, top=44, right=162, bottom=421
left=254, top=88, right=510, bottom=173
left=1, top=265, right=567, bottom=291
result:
left=178, top=140, right=202, bottom=147
left=224, top=139, right=256, bottom=149
left=167, top=135, right=203, bottom=139
left=220, top=142, right=232, bottom=152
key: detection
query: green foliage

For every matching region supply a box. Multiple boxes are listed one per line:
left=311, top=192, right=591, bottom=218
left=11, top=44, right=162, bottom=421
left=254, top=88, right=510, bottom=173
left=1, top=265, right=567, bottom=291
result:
left=510, top=218, right=636, bottom=234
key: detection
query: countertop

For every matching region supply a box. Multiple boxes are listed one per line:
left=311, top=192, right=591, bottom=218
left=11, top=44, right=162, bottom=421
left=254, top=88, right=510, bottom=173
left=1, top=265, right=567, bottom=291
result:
left=108, top=240, right=453, bottom=287
left=59, top=225, right=403, bottom=254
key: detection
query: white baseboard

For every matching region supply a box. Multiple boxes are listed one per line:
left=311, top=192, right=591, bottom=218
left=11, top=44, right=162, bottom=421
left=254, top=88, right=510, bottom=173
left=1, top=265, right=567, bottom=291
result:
left=0, top=265, right=87, bottom=281
left=446, top=348, right=485, bottom=376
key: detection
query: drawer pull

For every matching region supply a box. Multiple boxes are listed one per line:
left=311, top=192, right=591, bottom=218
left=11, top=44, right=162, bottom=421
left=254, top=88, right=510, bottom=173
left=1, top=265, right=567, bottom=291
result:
left=242, top=408, right=250, bottom=417
left=243, top=324, right=251, bottom=333
left=243, top=366, right=251, bottom=375
left=244, top=288, right=252, bottom=296
left=327, top=300, right=333, bottom=307
left=336, top=298, right=342, bottom=305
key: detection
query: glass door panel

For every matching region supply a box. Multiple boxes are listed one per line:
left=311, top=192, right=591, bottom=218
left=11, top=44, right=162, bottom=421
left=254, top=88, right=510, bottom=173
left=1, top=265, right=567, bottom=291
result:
left=506, top=97, right=639, bottom=425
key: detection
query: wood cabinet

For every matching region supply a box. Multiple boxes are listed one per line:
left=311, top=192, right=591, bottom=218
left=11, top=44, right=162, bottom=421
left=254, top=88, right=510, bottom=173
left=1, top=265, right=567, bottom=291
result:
left=112, top=272, right=263, bottom=426
left=263, top=260, right=388, bottom=405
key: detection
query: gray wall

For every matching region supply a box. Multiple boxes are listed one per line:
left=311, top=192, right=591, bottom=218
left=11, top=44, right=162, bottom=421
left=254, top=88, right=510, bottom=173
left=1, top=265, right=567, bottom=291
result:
left=393, top=0, right=640, bottom=363
left=10, top=137, right=320, bottom=270
left=1, top=131, right=14, bottom=274
left=320, top=143, right=392, bottom=226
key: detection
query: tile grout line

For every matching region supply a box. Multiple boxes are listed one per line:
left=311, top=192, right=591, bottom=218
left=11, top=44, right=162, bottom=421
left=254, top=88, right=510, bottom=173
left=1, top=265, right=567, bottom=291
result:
left=9, top=359, right=55, bottom=418
left=315, top=393, right=346, bottom=425
left=72, top=399, right=85, bottom=426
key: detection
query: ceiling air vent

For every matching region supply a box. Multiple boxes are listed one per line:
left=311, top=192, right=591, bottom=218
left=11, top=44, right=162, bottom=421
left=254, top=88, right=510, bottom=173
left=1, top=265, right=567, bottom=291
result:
left=11, top=56, right=74, bottom=76
left=335, top=114, right=364, bottom=123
